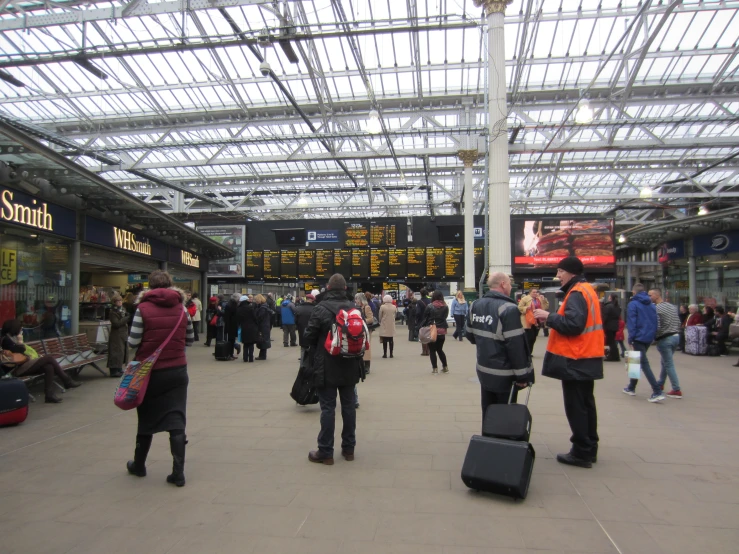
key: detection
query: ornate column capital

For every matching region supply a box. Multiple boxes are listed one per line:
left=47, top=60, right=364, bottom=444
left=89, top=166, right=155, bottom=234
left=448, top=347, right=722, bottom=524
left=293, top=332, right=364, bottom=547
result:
left=458, top=149, right=481, bottom=168
left=473, top=0, right=513, bottom=15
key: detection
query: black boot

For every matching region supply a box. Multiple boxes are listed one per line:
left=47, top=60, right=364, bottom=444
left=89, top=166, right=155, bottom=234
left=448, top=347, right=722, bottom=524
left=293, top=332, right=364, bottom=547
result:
left=166, top=432, right=187, bottom=487
left=127, top=434, right=152, bottom=477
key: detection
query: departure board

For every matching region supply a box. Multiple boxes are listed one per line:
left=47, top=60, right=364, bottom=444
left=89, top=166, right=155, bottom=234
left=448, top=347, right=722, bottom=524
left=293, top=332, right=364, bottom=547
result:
left=426, top=247, right=444, bottom=280
left=445, top=246, right=464, bottom=280
left=315, top=249, right=333, bottom=280
left=334, top=248, right=352, bottom=278
left=280, top=250, right=298, bottom=280
left=352, top=248, right=370, bottom=279
left=370, top=223, right=397, bottom=247
left=345, top=222, right=369, bottom=247
left=263, top=250, right=280, bottom=280
left=370, top=249, right=388, bottom=279
left=407, top=247, right=425, bottom=280
left=388, top=248, right=407, bottom=279
left=245, top=250, right=264, bottom=281
left=298, top=249, right=316, bottom=280
left=475, top=246, right=485, bottom=283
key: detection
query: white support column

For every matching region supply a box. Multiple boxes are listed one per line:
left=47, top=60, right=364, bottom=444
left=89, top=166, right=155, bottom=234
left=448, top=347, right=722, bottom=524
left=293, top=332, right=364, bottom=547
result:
left=479, top=0, right=512, bottom=276
left=458, top=150, right=479, bottom=291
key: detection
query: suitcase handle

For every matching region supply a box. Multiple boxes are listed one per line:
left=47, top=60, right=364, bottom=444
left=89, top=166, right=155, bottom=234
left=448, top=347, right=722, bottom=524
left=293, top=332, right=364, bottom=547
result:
left=508, top=382, right=532, bottom=406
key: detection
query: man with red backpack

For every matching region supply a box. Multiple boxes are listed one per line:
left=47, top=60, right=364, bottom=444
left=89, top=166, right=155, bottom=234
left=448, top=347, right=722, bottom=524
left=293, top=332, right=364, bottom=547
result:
left=303, top=273, right=366, bottom=465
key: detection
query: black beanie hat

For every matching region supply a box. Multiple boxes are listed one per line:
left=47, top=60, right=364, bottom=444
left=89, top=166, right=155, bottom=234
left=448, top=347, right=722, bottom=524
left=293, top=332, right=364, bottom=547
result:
left=557, top=256, right=584, bottom=275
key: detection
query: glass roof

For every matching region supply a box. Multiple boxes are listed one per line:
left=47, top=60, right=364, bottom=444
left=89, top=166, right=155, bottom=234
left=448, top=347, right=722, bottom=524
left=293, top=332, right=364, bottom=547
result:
left=0, top=0, right=737, bottom=230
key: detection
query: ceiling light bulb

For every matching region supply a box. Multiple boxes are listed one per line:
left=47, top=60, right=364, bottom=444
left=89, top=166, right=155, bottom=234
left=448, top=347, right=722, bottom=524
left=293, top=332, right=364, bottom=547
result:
left=367, top=110, right=382, bottom=134
left=698, top=206, right=709, bottom=216
left=398, top=193, right=408, bottom=204
left=618, top=234, right=626, bottom=244
left=297, top=196, right=308, bottom=206
left=639, top=186, right=653, bottom=198
left=574, top=100, right=594, bottom=124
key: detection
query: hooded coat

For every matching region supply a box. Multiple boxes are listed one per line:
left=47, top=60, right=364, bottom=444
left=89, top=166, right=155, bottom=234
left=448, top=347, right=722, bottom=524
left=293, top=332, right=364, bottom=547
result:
left=626, top=291, right=657, bottom=344
left=236, top=300, right=259, bottom=344
left=107, top=305, right=129, bottom=369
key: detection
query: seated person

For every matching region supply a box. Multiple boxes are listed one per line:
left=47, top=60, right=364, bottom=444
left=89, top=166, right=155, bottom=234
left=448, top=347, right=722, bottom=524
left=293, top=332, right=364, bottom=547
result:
left=1, top=319, right=81, bottom=403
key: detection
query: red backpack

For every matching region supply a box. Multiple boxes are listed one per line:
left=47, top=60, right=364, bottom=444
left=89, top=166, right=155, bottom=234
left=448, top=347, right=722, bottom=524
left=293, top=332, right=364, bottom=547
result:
left=324, top=308, right=369, bottom=358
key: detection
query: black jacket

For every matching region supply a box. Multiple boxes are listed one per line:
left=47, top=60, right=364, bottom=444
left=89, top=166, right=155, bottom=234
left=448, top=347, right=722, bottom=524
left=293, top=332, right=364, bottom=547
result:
left=255, top=304, right=272, bottom=343
left=715, top=314, right=731, bottom=341
left=542, top=276, right=604, bottom=381
left=421, top=301, right=449, bottom=330
left=236, top=301, right=259, bottom=344
left=466, top=290, right=534, bottom=392
left=294, top=302, right=316, bottom=347
left=415, top=297, right=431, bottom=331
left=303, top=289, right=363, bottom=388
left=223, top=300, right=239, bottom=340
left=601, top=301, right=621, bottom=333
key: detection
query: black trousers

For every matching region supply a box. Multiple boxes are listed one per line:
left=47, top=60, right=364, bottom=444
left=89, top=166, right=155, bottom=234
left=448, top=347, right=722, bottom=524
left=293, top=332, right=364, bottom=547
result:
left=525, top=327, right=539, bottom=354
left=480, top=387, right=518, bottom=426
left=604, top=329, right=620, bottom=361
left=205, top=325, right=217, bottom=345
left=317, top=385, right=356, bottom=456
left=561, top=380, right=598, bottom=460
left=452, top=314, right=466, bottom=339
left=428, top=335, right=447, bottom=369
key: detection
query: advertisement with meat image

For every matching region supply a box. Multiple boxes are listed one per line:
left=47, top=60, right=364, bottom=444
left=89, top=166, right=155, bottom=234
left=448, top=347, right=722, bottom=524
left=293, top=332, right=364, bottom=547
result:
left=512, top=218, right=615, bottom=270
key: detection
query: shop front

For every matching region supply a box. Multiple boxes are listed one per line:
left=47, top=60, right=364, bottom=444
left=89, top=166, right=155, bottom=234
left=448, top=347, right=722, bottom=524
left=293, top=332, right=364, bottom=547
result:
left=0, top=186, right=78, bottom=339
left=166, top=246, right=206, bottom=298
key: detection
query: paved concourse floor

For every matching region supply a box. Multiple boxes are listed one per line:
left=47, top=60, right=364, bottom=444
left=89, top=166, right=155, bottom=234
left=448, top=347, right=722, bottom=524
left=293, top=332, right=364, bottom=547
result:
left=1, top=324, right=739, bottom=554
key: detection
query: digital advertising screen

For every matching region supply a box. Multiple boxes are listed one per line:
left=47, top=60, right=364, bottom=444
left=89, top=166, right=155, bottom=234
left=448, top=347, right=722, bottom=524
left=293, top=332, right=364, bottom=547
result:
left=511, top=218, right=614, bottom=272
left=199, top=225, right=245, bottom=277
left=245, top=250, right=263, bottom=281
left=315, top=249, right=333, bottom=280
left=263, top=250, right=280, bottom=281
left=273, top=228, right=306, bottom=247
left=352, top=248, right=370, bottom=280
left=298, top=249, right=315, bottom=280
left=370, top=249, right=388, bottom=279
left=334, top=249, right=352, bottom=278
left=444, top=246, right=464, bottom=280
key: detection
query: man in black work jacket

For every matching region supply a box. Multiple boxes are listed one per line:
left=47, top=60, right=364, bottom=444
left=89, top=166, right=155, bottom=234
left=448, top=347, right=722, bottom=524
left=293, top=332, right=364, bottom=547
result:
left=466, top=272, right=534, bottom=424
left=303, top=273, right=363, bottom=465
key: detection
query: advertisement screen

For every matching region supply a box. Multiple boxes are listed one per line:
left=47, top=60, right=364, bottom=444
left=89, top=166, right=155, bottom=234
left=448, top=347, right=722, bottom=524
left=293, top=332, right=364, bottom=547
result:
left=512, top=218, right=614, bottom=271
left=199, top=225, right=245, bottom=277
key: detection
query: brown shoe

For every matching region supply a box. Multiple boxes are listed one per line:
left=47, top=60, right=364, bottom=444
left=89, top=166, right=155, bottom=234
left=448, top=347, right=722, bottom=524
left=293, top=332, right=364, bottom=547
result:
left=341, top=449, right=355, bottom=461
left=308, top=450, right=334, bottom=465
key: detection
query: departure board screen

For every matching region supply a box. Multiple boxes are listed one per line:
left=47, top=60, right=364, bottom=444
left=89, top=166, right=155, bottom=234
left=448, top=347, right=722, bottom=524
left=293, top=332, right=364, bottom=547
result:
left=370, top=223, right=397, bottom=247
left=280, top=250, right=298, bottom=281
left=352, top=248, right=370, bottom=279
left=298, top=249, right=315, bottom=280
left=345, top=222, right=369, bottom=247
left=445, top=246, right=464, bottom=280
left=370, top=249, right=388, bottom=279
left=334, top=249, right=352, bottom=278
left=388, top=248, right=407, bottom=279
left=245, top=250, right=264, bottom=281
left=315, top=249, right=333, bottom=280
left=426, top=247, right=444, bottom=280
left=407, top=247, right=425, bottom=280
left=263, top=250, right=280, bottom=280
left=475, top=246, right=485, bottom=282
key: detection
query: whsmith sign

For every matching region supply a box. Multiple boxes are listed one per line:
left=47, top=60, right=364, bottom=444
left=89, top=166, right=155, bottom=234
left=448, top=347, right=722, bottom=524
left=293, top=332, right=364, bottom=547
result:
left=168, top=246, right=201, bottom=269
left=0, top=186, right=76, bottom=238
left=84, top=216, right=167, bottom=259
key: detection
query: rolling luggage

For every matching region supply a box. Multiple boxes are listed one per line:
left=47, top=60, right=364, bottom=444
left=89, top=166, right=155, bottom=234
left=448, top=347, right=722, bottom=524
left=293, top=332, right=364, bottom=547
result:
left=0, top=377, right=29, bottom=427
left=685, top=325, right=707, bottom=356
left=461, top=435, right=535, bottom=499
left=214, top=339, right=231, bottom=361
left=482, top=384, right=532, bottom=442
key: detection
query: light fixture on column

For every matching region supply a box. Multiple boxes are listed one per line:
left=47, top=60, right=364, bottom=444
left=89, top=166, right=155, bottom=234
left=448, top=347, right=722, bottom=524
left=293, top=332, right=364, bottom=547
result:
left=574, top=99, right=594, bottom=124
left=639, top=186, right=653, bottom=198
left=367, top=109, right=382, bottom=134
left=698, top=205, right=709, bottom=216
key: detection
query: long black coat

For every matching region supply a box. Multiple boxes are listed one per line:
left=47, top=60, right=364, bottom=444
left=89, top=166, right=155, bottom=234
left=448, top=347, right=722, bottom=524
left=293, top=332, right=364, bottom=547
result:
left=255, top=303, right=272, bottom=341
left=236, top=301, right=259, bottom=344
left=294, top=302, right=316, bottom=347
left=223, top=300, right=239, bottom=342
left=303, top=289, right=363, bottom=388
left=107, top=306, right=129, bottom=369
left=601, top=301, right=621, bottom=333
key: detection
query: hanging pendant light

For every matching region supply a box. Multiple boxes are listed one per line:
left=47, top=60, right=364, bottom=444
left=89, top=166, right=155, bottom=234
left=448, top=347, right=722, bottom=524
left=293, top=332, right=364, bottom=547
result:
left=367, top=109, right=382, bottom=134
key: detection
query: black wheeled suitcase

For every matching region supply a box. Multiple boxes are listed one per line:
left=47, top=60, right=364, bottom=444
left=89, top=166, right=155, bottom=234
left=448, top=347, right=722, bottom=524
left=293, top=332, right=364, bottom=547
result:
left=482, top=384, right=532, bottom=442
left=214, top=339, right=231, bottom=361
left=461, top=435, right=535, bottom=499
left=0, top=377, right=30, bottom=427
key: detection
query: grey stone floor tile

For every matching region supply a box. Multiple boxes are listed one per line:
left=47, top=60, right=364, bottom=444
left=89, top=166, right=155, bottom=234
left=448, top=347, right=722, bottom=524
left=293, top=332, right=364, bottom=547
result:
left=518, top=519, right=619, bottom=552
left=67, top=526, right=186, bottom=554
left=641, top=524, right=739, bottom=554
left=298, top=508, right=380, bottom=541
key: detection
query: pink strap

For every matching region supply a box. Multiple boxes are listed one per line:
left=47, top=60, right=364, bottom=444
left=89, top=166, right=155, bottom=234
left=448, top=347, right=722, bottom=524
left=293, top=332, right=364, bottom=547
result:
left=153, top=307, right=186, bottom=355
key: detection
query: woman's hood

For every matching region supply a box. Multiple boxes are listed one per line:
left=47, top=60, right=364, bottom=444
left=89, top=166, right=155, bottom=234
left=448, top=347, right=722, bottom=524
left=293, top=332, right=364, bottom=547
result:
left=136, top=287, right=185, bottom=307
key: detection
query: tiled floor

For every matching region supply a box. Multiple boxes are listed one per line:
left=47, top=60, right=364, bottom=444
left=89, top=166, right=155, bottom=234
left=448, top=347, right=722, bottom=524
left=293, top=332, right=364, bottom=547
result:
left=2, top=328, right=739, bottom=553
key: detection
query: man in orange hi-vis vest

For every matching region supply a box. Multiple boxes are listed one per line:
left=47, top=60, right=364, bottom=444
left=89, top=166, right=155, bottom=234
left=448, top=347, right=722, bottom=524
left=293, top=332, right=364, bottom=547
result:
left=533, top=256, right=604, bottom=469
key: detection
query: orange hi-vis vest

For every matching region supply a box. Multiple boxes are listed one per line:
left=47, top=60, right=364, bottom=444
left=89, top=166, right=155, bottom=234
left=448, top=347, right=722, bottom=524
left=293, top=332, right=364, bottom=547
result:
left=546, top=281, right=605, bottom=360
